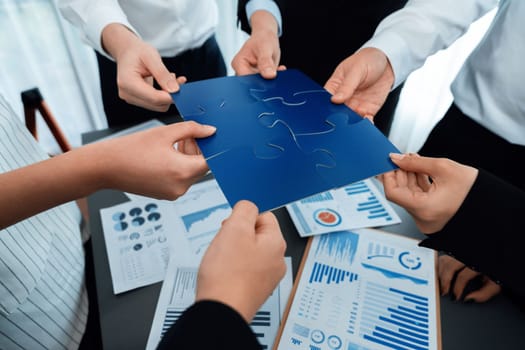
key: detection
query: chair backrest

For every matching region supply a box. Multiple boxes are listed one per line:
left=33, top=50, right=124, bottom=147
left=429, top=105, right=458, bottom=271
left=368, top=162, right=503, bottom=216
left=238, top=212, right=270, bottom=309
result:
left=21, top=87, right=72, bottom=153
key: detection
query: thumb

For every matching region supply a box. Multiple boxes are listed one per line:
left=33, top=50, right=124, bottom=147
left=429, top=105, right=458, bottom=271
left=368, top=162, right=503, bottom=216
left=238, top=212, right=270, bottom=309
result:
left=389, top=153, right=438, bottom=175
left=142, top=52, right=180, bottom=93
left=257, top=56, right=278, bottom=79
left=168, top=121, right=217, bottom=141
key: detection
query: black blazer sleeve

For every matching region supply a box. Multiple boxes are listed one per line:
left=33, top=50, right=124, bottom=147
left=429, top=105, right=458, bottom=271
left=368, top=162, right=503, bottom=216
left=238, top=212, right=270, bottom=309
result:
left=237, top=0, right=251, bottom=33
left=157, top=300, right=262, bottom=350
left=419, top=169, right=525, bottom=307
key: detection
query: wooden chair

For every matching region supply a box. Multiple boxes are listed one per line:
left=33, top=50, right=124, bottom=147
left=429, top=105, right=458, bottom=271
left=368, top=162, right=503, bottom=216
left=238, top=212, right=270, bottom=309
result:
left=21, top=87, right=72, bottom=153
left=21, top=88, right=89, bottom=220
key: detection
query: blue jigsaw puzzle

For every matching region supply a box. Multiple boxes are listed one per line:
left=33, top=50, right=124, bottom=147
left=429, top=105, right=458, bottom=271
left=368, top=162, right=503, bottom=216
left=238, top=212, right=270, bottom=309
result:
left=172, top=69, right=399, bottom=212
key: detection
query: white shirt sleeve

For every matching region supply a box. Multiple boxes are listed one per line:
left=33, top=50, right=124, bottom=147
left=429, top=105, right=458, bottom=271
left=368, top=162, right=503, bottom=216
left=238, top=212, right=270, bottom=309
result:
left=246, top=0, right=283, bottom=36
left=57, top=0, right=140, bottom=58
left=361, top=0, right=499, bottom=88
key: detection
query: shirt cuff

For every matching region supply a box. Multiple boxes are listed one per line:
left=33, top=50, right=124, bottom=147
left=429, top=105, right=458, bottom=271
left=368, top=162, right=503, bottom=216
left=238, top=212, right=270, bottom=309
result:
left=246, top=0, right=282, bottom=37
left=361, top=31, right=413, bottom=90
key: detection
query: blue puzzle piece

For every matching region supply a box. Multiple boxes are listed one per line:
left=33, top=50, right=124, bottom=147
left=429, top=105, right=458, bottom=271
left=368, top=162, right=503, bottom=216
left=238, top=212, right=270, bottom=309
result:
left=207, top=134, right=336, bottom=212
left=296, top=113, right=400, bottom=188
left=171, top=69, right=400, bottom=212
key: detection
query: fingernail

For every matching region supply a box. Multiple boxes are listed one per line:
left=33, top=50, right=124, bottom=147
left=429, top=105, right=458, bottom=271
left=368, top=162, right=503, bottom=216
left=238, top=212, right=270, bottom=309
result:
left=334, top=93, right=344, bottom=100
left=263, top=67, right=275, bottom=76
left=389, top=152, right=405, bottom=160
left=203, top=124, right=216, bottom=132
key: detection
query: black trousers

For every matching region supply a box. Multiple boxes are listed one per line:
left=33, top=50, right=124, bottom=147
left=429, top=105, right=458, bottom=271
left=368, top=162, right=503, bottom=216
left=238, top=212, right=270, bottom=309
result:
left=96, top=35, right=227, bottom=127
left=418, top=103, right=525, bottom=191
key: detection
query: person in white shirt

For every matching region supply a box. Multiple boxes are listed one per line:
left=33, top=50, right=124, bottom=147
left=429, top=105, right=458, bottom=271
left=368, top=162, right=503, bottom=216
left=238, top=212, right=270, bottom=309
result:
left=322, top=0, right=524, bottom=303
left=58, top=0, right=227, bottom=127
left=0, top=92, right=216, bottom=349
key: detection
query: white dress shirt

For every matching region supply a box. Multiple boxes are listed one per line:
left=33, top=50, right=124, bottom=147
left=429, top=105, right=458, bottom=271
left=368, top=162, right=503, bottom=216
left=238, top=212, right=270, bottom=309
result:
left=363, top=0, right=525, bottom=146
left=0, top=95, right=88, bottom=349
left=58, top=0, right=218, bottom=58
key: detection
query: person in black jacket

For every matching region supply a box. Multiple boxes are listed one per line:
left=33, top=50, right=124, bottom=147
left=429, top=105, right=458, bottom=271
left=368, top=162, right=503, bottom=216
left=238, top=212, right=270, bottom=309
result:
left=234, top=0, right=407, bottom=135
left=383, top=153, right=522, bottom=307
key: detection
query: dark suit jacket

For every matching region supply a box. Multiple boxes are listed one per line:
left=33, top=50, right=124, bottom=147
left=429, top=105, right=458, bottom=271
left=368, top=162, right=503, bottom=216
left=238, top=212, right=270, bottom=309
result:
left=237, top=0, right=408, bottom=85
left=420, top=169, right=525, bottom=309
left=157, top=300, right=262, bottom=349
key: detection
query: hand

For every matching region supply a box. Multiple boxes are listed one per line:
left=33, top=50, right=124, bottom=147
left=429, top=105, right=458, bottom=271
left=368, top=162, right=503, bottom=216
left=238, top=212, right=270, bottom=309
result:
left=101, top=23, right=187, bottom=112
left=324, top=47, right=394, bottom=120
left=381, top=153, right=478, bottom=233
left=438, top=255, right=501, bottom=303
left=231, top=10, right=286, bottom=79
left=82, top=121, right=216, bottom=199
left=195, top=200, right=287, bottom=322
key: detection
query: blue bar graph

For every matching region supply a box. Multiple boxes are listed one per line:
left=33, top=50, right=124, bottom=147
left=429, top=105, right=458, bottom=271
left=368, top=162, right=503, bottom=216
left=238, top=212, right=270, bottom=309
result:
left=309, top=262, right=358, bottom=284
left=360, top=282, right=430, bottom=350
left=162, top=308, right=183, bottom=337
left=344, top=181, right=392, bottom=221
left=300, top=191, right=334, bottom=203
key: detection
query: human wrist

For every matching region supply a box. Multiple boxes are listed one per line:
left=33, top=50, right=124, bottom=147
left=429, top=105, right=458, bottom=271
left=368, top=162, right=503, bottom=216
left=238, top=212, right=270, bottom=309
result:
left=250, top=10, right=279, bottom=37
left=101, top=23, right=140, bottom=60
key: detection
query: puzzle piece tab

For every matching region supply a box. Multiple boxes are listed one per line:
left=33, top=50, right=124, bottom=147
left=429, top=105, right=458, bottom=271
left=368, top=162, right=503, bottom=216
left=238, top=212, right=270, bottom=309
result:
left=296, top=113, right=400, bottom=188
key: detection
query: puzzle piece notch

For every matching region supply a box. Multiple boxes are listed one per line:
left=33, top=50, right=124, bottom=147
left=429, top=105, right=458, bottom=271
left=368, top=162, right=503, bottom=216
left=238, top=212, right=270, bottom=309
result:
left=206, top=133, right=337, bottom=212
left=295, top=113, right=400, bottom=189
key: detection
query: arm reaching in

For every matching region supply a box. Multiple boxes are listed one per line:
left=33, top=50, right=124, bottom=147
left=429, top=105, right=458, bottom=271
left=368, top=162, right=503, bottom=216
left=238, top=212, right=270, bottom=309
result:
left=324, top=48, right=394, bottom=120
left=101, top=23, right=186, bottom=112
left=157, top=200, right=287, bottom=349
left=196, top=200, right=287, bottom=321
left=382, top=153, right=525, bottom=306
left=0, top=121, right=215, bottom=230
left=381, top=153, right=478, bottom=233
left=232, top=9, right=285, bottom=78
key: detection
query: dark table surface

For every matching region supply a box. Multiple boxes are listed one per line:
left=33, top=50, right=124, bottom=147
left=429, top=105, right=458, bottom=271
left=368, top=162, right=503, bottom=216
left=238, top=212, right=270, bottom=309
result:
left=83, top=120, right=525, bottom=350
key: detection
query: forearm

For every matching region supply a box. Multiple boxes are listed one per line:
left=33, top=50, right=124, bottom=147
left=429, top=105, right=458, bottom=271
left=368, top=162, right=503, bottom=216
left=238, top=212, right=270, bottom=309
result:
left=362, top=0, right=498, bottom=88
left=249, top=9, right=279, bottom=36
left=0, top=147, right=105, bottom=229
left=101, top=23, right=143, bottom=60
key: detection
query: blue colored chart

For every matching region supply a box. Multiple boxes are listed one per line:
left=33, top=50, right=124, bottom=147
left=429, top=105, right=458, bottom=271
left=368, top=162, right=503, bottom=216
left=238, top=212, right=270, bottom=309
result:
left=361, top=282, right=430, bottom=350
left=344, top=181, right=393, bottom=221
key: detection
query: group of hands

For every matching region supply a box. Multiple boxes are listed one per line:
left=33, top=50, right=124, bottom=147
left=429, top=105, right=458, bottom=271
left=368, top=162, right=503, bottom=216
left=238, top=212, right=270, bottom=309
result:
left=88, top=21, right=500, bottom=322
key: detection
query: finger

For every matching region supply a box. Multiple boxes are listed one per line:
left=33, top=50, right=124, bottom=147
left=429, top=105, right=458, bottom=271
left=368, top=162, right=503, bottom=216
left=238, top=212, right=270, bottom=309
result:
left=464, top=278, right=502, bottom=303
left=221, top=200, right=259, bottom=234
left=389, top=153, right=447, bottom=180
left=383, top=170, right=414, bottom=208
left=166, top=121, right=216, bottom=142
left=257, top=56, right=278, bottom=79
left=438, top=255, right=464, bottom=296
left=453, top=268, right=479, bottom=301
left=232, top=55, right=257, bottom=76
left=141, top=51, right=181, bottom=93
left=119, top=78, right=173, bottom=112
left=178, top=138, right=201, bottom=156
left=327, top=70, right=361, bottom=104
